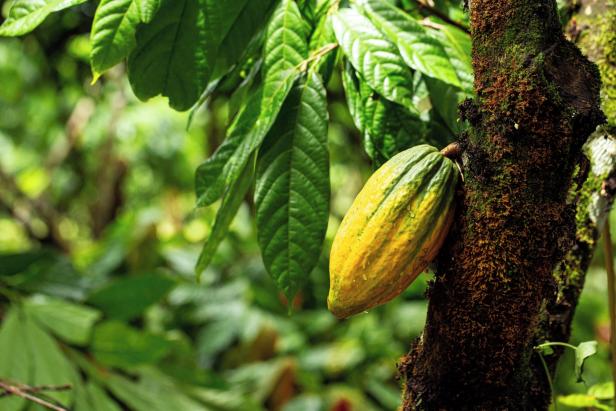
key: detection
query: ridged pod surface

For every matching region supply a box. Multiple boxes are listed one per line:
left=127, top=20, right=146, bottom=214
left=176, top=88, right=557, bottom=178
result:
left=328, top=144, right=458, bottom=318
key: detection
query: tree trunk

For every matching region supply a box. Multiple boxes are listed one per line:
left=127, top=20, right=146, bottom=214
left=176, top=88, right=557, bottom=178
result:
left=399, top=0, right=608, bottom=409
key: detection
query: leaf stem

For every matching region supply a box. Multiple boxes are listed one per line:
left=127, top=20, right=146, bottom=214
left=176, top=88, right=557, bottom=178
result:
left=536, top=352, right=558, bottom=411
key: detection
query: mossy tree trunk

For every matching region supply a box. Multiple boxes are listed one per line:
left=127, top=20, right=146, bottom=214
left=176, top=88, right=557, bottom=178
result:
left=399, top=0, right=609, bottom=409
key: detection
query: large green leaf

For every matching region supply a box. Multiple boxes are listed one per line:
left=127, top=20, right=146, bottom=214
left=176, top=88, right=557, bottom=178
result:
left=24, top=295, right=101, bottom=345
left=92, top=321, right=171, bottom=368
left=90, top=0, right=140, bottom=77
left=0, top=307, right=31, bottom=411
left=195, top=0, right=310, bottom=207
left=332, top=7, right=416, bottom=112
left=128, top=0, right=209, bottom=111
left=255, top=71, right=329, bottom=300
left=195, top=153, right=255, bottom=277
left=357, top=0, right=460, bottom=88
left=87, top=273, right=176, bottom=320
left=0, top=0, right=87, bottom=36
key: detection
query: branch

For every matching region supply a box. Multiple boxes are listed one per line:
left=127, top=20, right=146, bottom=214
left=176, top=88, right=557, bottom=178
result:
left=408, top=0, right=470, bottom=34
left=0, top=380, right=70, bottom=411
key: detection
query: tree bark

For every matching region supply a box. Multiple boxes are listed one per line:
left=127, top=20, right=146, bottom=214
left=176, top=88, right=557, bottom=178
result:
left=399, top=0, right=606, bottom=409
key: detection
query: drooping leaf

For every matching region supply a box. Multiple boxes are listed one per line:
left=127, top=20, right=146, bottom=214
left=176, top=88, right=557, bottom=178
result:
left=128, top=0, right=209, bottom=111
left=0, top=307, right=31, bottom=411
left=0, top=0, right=87, bottom=36
left=90, top=0, right=140, bottom=78
left=195, top=0, right=310, bottom=207
left=255, top=71, right=330, bottom=300
left=92, top=321, right=171, bottom=368
left=357, top=0, right=460, bottom=88
left=574, top=340, right=598, bottom=383
left=332, top=7, right=417, bottom=112
left=134, top=0, right=160, bottom=23
left=24, top=295, right=101, bottom=345
left=87, top=273, right=176, bottom=320
left=195, top=153, right=255, bottom=278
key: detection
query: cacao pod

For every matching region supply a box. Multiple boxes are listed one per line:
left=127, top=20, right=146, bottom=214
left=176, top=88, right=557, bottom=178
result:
left=328, top=144, right=458, bottom=318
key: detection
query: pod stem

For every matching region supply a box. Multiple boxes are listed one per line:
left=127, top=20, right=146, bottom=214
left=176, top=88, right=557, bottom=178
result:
left=441, top=142, right=462, bottom=159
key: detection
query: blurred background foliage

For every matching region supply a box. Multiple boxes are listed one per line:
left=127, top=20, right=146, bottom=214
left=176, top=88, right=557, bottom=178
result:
left=0, top=0, right=614, bottom=410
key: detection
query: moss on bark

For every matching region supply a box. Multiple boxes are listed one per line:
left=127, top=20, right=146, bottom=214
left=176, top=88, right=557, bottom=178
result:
left=400, top=0, right=605, bottom=409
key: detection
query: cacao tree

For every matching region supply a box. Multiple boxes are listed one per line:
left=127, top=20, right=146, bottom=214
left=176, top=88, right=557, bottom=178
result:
left=1, top=0, right=615, bottom=409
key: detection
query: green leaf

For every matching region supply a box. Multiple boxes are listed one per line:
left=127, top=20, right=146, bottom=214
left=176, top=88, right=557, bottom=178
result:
left=588, top=382, right=614, bottom=400
left=263, top=0, right=311, bottom=80
left=255, top=71, right=330, bottom=300
left=432, top=24, right=474, bottom=93
left=24, top=313, right=78, bottom=405
left=135, top=0, right=160, bottom=23
left=90, top=0, right=140, bottom=77
left=342, top=61, right=427, bottom=165
left=0, top=307, right=31, bottom=411
left=74, top=382, right=122, bottom=411
left=24, top=295, right=101, bottom=345
left=195, top=0, right=310, bottom=207
left=128, top=0, right=209, bottom=111
left=0, top=0, right=87, bottom=36
left=195, top=153, right=255, bottom=277
left=92, top=321, right=171, bottom=368
left=104, top=368, right=204, bottom=411
left=211, top=0, right=277, bottom=78
left=87, top=273, right=176, bottom=321
left=332, top=7, right=416, bottom=111
left=558, top=394, right=607, bottom=409
left=357, top=0, right=460, bottom=88
left=574, top=340, right=598, bottom=383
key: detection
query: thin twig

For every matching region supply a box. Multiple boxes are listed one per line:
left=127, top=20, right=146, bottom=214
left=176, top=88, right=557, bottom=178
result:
left=0, top=381, right=68, bottom=411
left=408, top=0, right=470, bottom=34
left=0, top=383, right=72, bottom=398
left=603, top=219, right=616, bottom=397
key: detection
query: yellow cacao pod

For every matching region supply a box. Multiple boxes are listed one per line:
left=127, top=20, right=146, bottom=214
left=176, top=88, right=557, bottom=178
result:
left=328, top=144, right=459, bottom=318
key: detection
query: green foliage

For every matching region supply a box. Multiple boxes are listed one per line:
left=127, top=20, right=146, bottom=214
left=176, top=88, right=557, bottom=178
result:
left=3, top=1, right=611, bottom=410
left=255, top=71, right=330, bottom=300
left=0, top=0, right=474, bottom=296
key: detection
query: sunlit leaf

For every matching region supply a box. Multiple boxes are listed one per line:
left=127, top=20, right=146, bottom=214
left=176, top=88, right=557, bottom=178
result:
left=0, top=0, right=87, bottom=36
left=357, top=0, right=460, bottom=88
left=332, top=7, right=416, bottom=112
left=90, top=0, right=140, bottom=77
left=574, top=340, right=597, bottom=383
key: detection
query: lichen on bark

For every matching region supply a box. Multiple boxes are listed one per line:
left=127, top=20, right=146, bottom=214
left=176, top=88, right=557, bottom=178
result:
left=399, top=0, right=606, bottom=409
